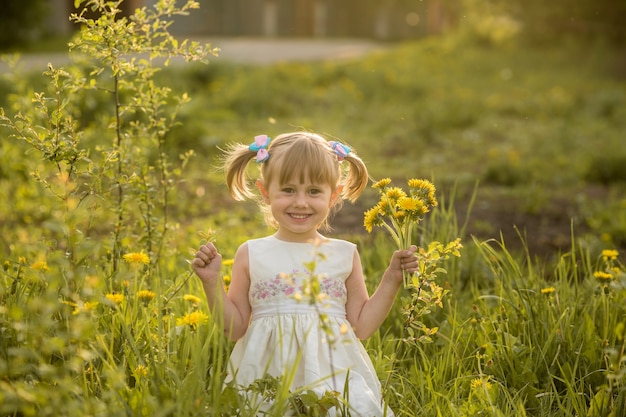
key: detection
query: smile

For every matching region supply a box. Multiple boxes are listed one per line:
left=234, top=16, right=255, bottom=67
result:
left=289, top=213, right=311, bottom=220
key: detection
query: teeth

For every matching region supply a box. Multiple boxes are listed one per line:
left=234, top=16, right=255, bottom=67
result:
left=290, top=214, right=308, bottom=219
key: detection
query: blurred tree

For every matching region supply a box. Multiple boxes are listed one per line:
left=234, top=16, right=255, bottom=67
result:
left=0, top=0, right=49, bottom=51
left=507, top=0, right=626, bottom=44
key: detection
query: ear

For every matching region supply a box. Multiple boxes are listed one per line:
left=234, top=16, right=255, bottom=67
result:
left=330, top=185, right=344, bottom=207
left=256, top=179, right=270, bottom=204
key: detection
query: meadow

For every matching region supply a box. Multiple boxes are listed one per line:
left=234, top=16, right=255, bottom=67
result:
left=1, top=1, right=626, bottom=416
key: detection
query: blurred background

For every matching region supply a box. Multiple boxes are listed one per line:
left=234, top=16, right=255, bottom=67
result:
left=1, top=0, right=625, bottom=258
left=2, top=0, right=626, bottom=51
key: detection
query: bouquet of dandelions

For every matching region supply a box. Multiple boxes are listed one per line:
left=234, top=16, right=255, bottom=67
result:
left=364, top=178, right=462, bottom=344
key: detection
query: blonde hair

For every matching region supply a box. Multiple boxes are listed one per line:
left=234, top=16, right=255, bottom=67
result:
left=222, top=132, right=369, bottom=229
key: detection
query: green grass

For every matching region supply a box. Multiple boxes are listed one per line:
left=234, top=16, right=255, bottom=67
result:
left=1, top=27, right=626, bottom=416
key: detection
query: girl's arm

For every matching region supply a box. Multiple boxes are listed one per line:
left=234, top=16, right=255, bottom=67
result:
left=192, top=242, right=252, bottom=340
left=344, top=246, right=418, bottom=339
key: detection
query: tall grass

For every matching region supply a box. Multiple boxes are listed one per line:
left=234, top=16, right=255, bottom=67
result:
left=1, top=177, right=625, bottom=415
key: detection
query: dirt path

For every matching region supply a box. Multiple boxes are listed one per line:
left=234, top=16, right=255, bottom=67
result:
left=0, top=38, right=386, bottom=73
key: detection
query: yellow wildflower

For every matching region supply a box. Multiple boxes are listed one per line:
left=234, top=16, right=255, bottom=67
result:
left=372, top=178, right=392, bottom=189
left=602, top=249, right=619, bottom=262
left=122, top=252, right=150, bottom=265
left=30, top=261, right=49, bottom=271
left=105, top=293, right=125, bottom=305
left=385, top=187, right=406, bottom=200
left=71, top=301, right=99, bottom=315
left=137, top=290, right=156, bottom=303
left=18, top=256, right=27, bottom=264
left=399, top=197, right=428, bottom=218
left=471, top=377, right=492, bottom=390
left=223, top=275, right=232, bottom=292
left=134, top=365, right=148, bottom=379
left=363, top=206, right=381, bottom=233
left=222, top=258, right=235, bottom=267
left=183, top=294, right=202, bottom=304
left=407, top=178, right=424, bottom=188
left=80, top=301, right=99, bottom=314
left=541, top=287, right=555, bottom=295
left=176, top=311, right=209, bottom=329
left=594, top=271, right=613, bottom=282
left=398, top=196, right=418, bottom=211
left=408, top=179, right=438, bottom=207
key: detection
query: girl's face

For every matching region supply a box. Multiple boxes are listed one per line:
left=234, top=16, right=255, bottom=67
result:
left=259, top=176, right=339, bottom=242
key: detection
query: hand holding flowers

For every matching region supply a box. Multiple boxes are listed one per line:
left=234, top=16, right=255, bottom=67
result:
left=364, top=178, right=457, bottom=287
left=363, top=177, right=462, bottom=340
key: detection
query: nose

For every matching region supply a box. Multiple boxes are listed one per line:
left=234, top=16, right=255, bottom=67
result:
left=294, top=192, right=308, bottom=207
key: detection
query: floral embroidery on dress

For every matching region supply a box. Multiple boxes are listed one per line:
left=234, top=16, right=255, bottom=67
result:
left=250, top=271, right=347, bottom=302
left=319, top=277, right=347, bottom=300
left=251, top=274, right=295, bottom=300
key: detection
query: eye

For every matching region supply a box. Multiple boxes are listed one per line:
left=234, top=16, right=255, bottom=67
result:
left=282, top=187, right=295, bottom=194
left=308, top=188, right=322, bottom=195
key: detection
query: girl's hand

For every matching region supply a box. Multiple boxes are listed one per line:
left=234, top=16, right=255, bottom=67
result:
left=386, top=245, right=419, bottom=283
left=192, top=242, right=223, bottom=284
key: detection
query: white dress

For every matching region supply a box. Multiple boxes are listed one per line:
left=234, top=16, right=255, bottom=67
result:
left=226, top=235, right=394, bottom=416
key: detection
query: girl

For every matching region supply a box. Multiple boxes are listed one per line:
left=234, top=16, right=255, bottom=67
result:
left=192, top=132, right=418, bottom=416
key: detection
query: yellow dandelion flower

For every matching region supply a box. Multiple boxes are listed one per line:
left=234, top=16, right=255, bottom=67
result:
left=73, top=301, right=99, bottom=315
left=397, top=196, right=417, bottom=211
left=222, top=258, right=235, bottom=267
left=176, top=311, right=209, bottom=329
left=594, top=271, right=613, bottom=282
left=385, top=187, right=406, bottom=200
left=394, top=210, right=406, bottom=220
left=183, top=294, right=202, bottom=304
left=83, top=301, right=99, bottom=312
left=137, top=290, right=156, bottom=303
left=372, top=178, right=392, bottom=189
left=363, top=206, right=381, bottom=233
left=122, top=252, right=150, bottom=265
left=398, top=196, right=426, bottom=215
left=471, top=377, right=492, bottom=390
left=105, top=293, right=125, bottom=305
left=377, top=197, right=393, bottom=216
left=409, top=178, right=435, bottom=192
left=602, top=249, right=619, bottom=261
left=407, top=178, right=424, bottom=188
left=30, top=261, right=49, bottom=271
left=223, top=275, right=232, bottom=292
left=541, top=287, right=555, bottom=295
left=19, top=256, right=27, bottom=264
left=134, top=365, right=148, bottom=379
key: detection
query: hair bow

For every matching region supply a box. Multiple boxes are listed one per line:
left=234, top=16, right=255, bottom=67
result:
left=249, top=134, right=271, bottom=163
left=329, top=141, right=351, bottom=161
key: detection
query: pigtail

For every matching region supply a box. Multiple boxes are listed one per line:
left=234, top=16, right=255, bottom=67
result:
left=222, top=143, right=259, bottom=201
left=340, top=152, right=369, bottom=203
